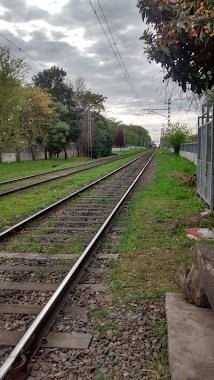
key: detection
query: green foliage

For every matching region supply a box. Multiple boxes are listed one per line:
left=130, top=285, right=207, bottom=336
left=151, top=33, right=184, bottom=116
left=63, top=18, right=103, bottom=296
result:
left=92, top=307, right=109, bottom=319
left=0, top=47, right=25, bottom=160
left=137, top=0, right=214, bottom=93
left=113, top=129, right=125, bottom=148
left=44, top=121, right=70, bottom=156
left=164, top=122, right=191, bottom=154
left=92, top=113, right=112, bottom=158
left=0, top=50, right=148, bottom=162
left=33, top=66, right=81, bottom=156
left=32, top=66, right=68, bottom=103
left=109, top=119, right=151, bottom=147
left=82, top=91, right=106, bottom=112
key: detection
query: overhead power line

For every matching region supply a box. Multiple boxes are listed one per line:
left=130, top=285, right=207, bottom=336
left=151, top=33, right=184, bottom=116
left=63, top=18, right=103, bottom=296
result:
left=8, top=51, right=40, bottom=75
left=96, top=0, right=141, bottom=106
left=89, top=0, right=168, bottom=121
left=88, top=0, right=143, bottom=111
left=0, top=32, right=45, bottom=69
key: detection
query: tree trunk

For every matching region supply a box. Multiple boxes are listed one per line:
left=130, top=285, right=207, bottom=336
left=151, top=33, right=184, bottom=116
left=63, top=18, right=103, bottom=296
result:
left=30, top=146, right=36, bottom=160
left=44, top=148, right=48, bottom=160
left=16, top=148, right=21, bottom=162
left=75, top=143, right=80, bottom=157
left=64, top=145, right=68, bottom=160
left=0, top=148, right=2, bottom=163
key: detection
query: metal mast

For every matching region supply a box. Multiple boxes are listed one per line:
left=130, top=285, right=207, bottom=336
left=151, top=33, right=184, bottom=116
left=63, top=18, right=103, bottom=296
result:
left=87, top=109, right=92, bottom=158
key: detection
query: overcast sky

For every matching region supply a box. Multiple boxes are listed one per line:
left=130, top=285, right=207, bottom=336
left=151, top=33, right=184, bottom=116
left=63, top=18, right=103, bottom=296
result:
left=0, top=0, right=200, bottom=143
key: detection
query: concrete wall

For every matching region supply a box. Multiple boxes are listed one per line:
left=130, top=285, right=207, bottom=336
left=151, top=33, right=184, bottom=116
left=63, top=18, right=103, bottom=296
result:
left=2, top=151, right=46, bottom=163
left=2, top=153, right=16, bottom=163
left=180, top=151, right=197, bottom=164
left=2, top=143, right=78, bottom=163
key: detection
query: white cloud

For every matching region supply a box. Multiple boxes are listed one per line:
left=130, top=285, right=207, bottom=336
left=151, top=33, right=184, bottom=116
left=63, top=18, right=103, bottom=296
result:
left=61, top=27, right=96, bottom=52
left=0, top=5, right=7, bottom=15
left=22, top=35, right=32, bottom=42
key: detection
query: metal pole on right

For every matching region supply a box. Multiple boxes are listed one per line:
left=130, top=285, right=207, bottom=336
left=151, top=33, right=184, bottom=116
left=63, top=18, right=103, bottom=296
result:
left=87, top=109, right=92, bottom=158
left=168, top=99, right=171, bottom=129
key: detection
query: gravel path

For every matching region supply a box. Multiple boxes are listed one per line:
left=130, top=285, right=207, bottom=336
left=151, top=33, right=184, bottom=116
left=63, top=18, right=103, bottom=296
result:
left=28, top=300, right=166, bottom=380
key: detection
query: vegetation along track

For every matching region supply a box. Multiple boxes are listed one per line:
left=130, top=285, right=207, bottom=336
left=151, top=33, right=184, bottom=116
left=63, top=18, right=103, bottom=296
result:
left=0, top=150, right=155, bottom=380
left=0, top=152, right=142, bottom=198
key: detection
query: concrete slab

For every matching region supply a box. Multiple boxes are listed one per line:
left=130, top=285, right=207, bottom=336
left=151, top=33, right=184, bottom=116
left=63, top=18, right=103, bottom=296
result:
left=166, top=293, right=214, bottom=380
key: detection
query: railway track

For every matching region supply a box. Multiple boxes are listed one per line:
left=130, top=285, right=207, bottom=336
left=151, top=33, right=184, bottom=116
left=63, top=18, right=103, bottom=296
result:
left=0, top=150, right=155, bottom=380
left=0, top=152, right=143, bottom=198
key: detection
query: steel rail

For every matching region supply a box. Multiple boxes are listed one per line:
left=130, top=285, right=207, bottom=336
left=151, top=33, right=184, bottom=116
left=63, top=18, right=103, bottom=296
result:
left=0, top=151, right=156, bottom=380
left=0, top=151, right=153, bottom=240
left=0, top=151, right=146, bottom=198
left=0, top=151, right=141, bottom=186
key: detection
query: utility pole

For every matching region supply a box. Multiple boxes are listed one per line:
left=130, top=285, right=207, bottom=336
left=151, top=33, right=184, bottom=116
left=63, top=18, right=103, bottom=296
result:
left=135, top=126, right=137, bottom=147
left=167, top=98, right=171, bottom=128
left=123, top=126, right=126, bottom=147
left=87, top=109, right=92, bottom=158
left=160, top=124, right=165, bottom=149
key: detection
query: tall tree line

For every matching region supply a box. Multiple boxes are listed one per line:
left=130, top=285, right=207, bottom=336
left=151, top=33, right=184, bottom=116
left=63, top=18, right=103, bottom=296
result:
left=0, top=46, right=152, bottom=162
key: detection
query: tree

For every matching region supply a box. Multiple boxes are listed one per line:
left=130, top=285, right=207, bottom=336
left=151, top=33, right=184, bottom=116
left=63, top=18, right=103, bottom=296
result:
left=164, top=122, right=191, bottom=154
left=33, top=67, right=81, bottom=158
left=72, top=77, right=107, bottom=157
left=113, top=129, right=125, bottom=148
left=72, top=77, right=107, bottom=112
left=137, top=0, right=214, bottom=94
left=20, top=87, right=53, bottom=160
left=124, top=124, right=151, bottom=146
left=0, top=47, right=24, bottom=162
left=43, top=121, right=70, bottom=157
left=108, top=118, right=151, bottom=147
left=92, top=113, right=112, bottom=158
left=33, top=66, right=68, bottom=103
left=43, top=101, right=70, bottom=159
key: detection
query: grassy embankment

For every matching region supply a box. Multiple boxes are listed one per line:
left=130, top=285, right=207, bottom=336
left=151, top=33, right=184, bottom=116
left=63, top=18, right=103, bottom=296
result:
left=101, top=150, right=214, bottom=379
left=111, top=150, right=214, bottom=301
left=0, top=152, right=145, bottom=231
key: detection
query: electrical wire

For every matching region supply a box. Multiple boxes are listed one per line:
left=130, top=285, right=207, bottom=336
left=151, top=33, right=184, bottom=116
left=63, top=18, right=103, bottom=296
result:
left=88, top=0, right=144, bottom=112
left=0, top=32, right=45, bottom=69
left=8, top=51, right=40, bottom=75
left=96, top=0, right=142, bottom=106
left=89, top=0, right=168, bottom=121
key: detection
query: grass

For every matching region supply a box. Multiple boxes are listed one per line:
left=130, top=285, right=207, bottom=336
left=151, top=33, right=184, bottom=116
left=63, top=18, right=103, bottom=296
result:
left=3, top=237, right=85, bottom=255
left=0, top=153, right=144, bottom=232
left=113, top=147, right=145, bottom=155
left=0, top=156, right=93, bottom=182
left=110, top=150, right=214, bottom=303
left=95, top=320, right=122, bottom=335
left=95, top=374, right=110, bottom=380
left=92, top=307, right=109, bottom=319
left=0, top=148, right=144, bottom=182
left=33, top=269, right=47, bottom=281
left=105, top=150, right=214, bottom=379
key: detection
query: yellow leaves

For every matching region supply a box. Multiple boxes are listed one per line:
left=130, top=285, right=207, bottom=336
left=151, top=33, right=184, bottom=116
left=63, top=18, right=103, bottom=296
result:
left=24, top=87, right=53, bottom=116
left=21, top=86, right=53, bottom=141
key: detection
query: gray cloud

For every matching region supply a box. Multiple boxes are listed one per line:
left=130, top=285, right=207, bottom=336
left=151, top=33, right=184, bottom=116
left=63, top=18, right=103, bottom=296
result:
left=0, top=0, right=49, bottom=22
